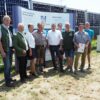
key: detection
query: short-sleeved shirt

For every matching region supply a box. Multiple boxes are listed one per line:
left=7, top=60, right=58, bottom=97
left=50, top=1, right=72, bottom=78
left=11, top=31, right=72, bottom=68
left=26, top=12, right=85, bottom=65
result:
left=85, top=29, right=94, bottom=42
left=33, top=30, right=46, bottom=46
left=47, top=30, right=63, bottom=45
left=25, top=32, right=35, bottom=48
left=62, top=30, right=74, bottom=50
left=73, top=31, right=90, bottom=45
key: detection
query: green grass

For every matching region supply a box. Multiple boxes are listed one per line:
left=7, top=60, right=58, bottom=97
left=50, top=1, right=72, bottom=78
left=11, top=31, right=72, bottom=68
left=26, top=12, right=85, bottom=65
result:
left=0, top=54, right=16, bottom=78
left=0, top=54, right=3, bottom=64
left=91, top=39, right=97, bottom=49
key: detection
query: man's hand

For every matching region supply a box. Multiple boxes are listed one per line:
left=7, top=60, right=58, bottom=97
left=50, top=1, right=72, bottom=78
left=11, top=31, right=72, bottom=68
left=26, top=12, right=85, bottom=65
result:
left=85, top=44, right=88, bottom=48
left=29, top=49, right=32, bottom=56
left=12, top=48, right=15, bottom=52
left=46, top=44, right=49, bottom=48
left=59, top=46, right=63, bottom=51
left=1, top=51, right=6, bottom=58
left=23, top=50, right=26, bottom=55
left=0, top=41, right=6, bottom=58
left=76, top=44, right=80, bottom=48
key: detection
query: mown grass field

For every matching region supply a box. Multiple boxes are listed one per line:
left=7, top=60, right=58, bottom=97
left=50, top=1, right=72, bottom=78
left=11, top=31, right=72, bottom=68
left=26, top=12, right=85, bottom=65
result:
left=0, top=50, right=100, bottom=100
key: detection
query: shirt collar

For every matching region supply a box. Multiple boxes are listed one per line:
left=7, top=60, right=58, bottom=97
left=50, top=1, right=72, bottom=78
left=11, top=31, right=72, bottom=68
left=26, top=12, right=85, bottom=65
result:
left=52, top=30, right=56, bottom=32
left=78, top=31, right=84, bottom=34
left=65, top=30, right=71, bottom=32
left=2, top=24, right=9, bottom=29
left=18, top=31, right=25, bottom=36
left=85, top=29, right=90, bottom=31
left=37, top=30, right=43, bottom=34
left=28, top=31, right=33, bottom=34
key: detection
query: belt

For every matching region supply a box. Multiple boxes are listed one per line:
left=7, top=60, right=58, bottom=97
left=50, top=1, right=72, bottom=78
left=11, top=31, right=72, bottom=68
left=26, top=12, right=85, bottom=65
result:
left=36, top=45, right=44, bottom=47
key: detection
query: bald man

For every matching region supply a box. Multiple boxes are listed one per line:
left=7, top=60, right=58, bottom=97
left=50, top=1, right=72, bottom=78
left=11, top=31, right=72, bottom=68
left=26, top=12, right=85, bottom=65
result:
left=13, top=23, right=29, bottom=83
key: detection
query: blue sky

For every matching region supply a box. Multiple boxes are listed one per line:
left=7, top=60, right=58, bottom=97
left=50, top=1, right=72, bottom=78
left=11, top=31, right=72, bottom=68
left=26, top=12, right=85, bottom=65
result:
left=33, top=0, right=100, bottom=13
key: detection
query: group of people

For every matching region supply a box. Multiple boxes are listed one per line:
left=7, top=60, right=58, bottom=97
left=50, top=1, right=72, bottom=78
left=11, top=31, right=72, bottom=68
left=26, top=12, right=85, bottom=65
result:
left=0, top=15, right=94, bottom=87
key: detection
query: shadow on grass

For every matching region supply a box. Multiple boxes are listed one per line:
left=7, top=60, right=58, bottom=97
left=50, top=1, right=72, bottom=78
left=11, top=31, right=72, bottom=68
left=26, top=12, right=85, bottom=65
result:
left=0, top=65, right=93, bottom=92
left=0, top=67, right=18, bottom=83
left=43, top=66, right=93, bottom=80
left=43, top=68, right=59, bottom=78
left=59, top=69, right=93, bottom=80
left=0, top=74, right=36, bottom=92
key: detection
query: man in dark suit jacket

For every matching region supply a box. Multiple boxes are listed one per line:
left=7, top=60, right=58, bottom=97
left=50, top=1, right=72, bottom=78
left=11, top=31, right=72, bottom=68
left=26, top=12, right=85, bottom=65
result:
left=13, top=23, right=29, bottom=83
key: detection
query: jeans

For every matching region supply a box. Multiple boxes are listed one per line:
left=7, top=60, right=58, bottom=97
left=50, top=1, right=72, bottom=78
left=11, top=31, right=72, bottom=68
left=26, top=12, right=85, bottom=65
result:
left=3, top=48, right=13, bottom=84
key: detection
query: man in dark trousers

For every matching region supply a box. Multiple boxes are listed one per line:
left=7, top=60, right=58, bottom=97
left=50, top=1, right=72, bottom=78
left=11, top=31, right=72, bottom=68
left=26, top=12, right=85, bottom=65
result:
left=47, top=23, right=64, bottom=72
left=13, top=23, right=29, bottom=83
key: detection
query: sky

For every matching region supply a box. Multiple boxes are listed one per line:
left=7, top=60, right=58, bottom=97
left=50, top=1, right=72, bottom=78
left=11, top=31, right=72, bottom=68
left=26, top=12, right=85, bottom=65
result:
left=32, top=0, right=100, bottom=13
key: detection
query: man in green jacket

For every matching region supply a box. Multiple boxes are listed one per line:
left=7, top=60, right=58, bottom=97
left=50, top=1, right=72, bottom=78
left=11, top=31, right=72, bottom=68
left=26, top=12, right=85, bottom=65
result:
left=13, top=23, right=29, bottom=83
left=0, top=15, right=15, bottom=87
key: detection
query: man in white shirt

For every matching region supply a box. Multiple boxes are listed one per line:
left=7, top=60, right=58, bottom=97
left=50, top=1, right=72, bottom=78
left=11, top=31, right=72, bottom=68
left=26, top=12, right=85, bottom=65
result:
left=25, top=24, right=38, bottom=77
left=0, top=15, right=15, bottom=87
left=47, top=23, right=64, bottom=72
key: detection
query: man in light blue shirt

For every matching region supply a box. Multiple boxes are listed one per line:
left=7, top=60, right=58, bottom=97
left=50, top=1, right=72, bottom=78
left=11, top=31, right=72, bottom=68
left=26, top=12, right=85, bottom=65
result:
left=73, top=23, right=90, bottom=74
left=85, top=22, right=94, bottom=69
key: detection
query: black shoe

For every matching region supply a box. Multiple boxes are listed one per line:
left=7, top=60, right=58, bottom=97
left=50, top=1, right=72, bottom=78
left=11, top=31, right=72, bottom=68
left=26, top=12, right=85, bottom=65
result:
left=6, top=82, right=15, bottom=87
left=74, top=70, right=78, bottom=75
left=87, top=64, right=91, bottom=70
left=25, top=75, right=30, bottom=79
left=69, top=68, right=73, bottom=73
left=87, top=67, right=91, bottom=70
left=66, top=66, right=70, bottom=71
left=20, top=79, right=26, bottom=83
left=10, top=78, right=17, bottom=82
left=39, top=68, right=43, bottom=72
left=32, top=73, right=39, bottom=77
left=88, top=64, right=91, bottom=67
left=60, top=68, right=64, bottom=72
left=80, top=69, right=86, bottom=73
left=53, top=67, right=57, bottom=70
